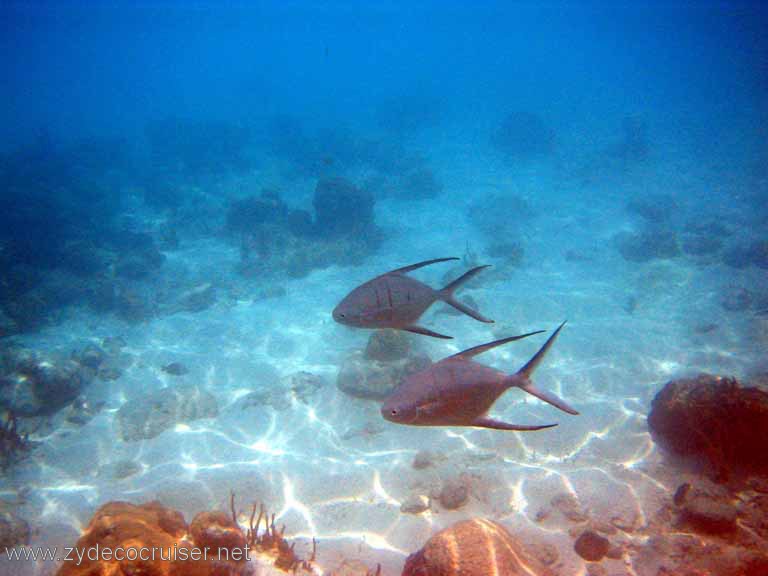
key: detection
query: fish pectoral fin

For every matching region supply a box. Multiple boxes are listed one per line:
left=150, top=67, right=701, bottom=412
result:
left=471, top=416, right=558, bottom=431
left=404, top=325, right=453, bottom=339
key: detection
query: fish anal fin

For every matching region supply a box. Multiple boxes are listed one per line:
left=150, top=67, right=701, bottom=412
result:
left=404, top=325, right=453, bottom=339
left=448, top=330, right=546, bottom=360
left=472, top=416, right=557, bottom=431
left=386, top=257, right=460, bottom=276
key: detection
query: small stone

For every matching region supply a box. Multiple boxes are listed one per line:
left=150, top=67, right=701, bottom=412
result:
left=412, top=451, right=434, bottom=470
left=439, top=479, right=469, bottom=510
left=400, top=495, right=429, bottom=515
left=574, top=530, right=611, bottom=562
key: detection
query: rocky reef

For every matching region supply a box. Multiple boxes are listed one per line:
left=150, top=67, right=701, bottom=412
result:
left=234, top=180, right=383, bottom=280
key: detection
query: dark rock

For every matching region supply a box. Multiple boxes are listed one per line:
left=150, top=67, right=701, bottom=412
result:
left=287, top=372, right=324, bottom=403
left=116, top=386, right=218, bottom=441
left=0, top=309, right=18, bottom=338
left=102, top=336, right=127, bottom=355
left=682, top=233, right=723, bottom=256
left=574, top=530, right=611, bottom=562
left=648, top=374, right=768, bottom=480
left=0, top=511, right=30, bottom=549
left=626, top=194, right=678, bottom=224
left=161, top=362, right=189, bottom=376
left=74, top=343, right=106, bottom=369
left=616, top=228, right=680, bottom=262
left=1, top=355, right=89, bottom=416
left=412, top=450, right=436, bottom=470
left=721, top=286, right=752, bottom=312
left=364, top=330, right=411, bottom=362
left=226, top=190, right=288, bottom=234
left=400, top=495, right=429, bottom=515
left=492, top=111, right=555, bottom=161
left=438, top=479, right=469, bottom=510
left=286, top=209, right=314, bottom=237
left=313, top=177, right=375, bottom=238
left=678, top=493, right=737, bottom=535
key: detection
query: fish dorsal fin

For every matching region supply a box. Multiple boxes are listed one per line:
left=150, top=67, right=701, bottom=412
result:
left=518, top=321, right=566, bottom=378
left=447, top=330, right=545, bottom=360
left=385, top=257, right=460, bottom=276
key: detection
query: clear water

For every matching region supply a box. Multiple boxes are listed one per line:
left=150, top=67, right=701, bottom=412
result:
left=1, top=2, right=766, bottom=575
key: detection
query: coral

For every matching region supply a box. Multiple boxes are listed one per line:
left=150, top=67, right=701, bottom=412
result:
left=647, top=374, right=768, bottom=481
left=231, top=494, right=316, bottom=573
left=401, top=518, right=552, bottom=575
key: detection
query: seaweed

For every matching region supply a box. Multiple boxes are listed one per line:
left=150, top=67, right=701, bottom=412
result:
left=230, top=492, right=316, bottom=573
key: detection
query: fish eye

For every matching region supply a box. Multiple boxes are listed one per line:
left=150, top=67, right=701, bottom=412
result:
left=390, top=409, right=398, bottom=416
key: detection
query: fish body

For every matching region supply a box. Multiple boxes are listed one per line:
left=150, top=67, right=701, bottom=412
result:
left=161, top=362, right=188, bottom=376
left=382, top=323, right=579, bottom=431
left=333, top=257, right=493, bottom=339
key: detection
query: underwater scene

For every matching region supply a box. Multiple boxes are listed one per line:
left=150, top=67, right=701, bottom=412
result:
left=1, top=1, right=767, bottom=575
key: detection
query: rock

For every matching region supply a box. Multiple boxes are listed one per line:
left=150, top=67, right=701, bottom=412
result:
left=412, top=450, right=437, bottom=470
left=678, top=493, right=738, bottom=535
left=574, top=530, right=611, bottom=562
left=102, top=335, right=127, bottom=355
left=616, top=228, right=680, bottom=262
left=438, top=479, right=469, bottom=510
left=226, top=190, right=288, bottom=234
left=402, top=518, right=551, bottom=576
left=400, top=494, right=429, bottom=515
left=162, top=362, right=189, bottom=376
left=492, top=111, right=555, bottom=161
left=287, top=372, right=325, bottom=403
left=0, top=511, right=30, bottom=549
left=0, top=354, right=89, bottom=416
left=648, top=374, right=768, bottom=480
left=313, top=176, right=375, bottom=238
left=550, top=493, right=589, bottom=522
left=0, top=308, right=18, bottom=338
left=337, top=351, right=432, bottom=400
left=626, top=194, right=678, bottom=224
left=721, top=286, right=752, bottom=312
left=116, top=385, right=219, bottom=441
left=73, top=343, right=106, bottom=369
left=364, top=329, right=411, bottom=362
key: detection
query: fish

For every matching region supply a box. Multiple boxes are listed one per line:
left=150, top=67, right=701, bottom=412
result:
left=161, top=362, right=189, bottom=376
left=333, top=257, right=493, bottom=339
left=381, top=322, right=579, bottom=431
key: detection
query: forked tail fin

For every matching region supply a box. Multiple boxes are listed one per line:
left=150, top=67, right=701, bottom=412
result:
left=438, top=265, right=494, bottom=323
left=512, top=321, right=579, bottom=415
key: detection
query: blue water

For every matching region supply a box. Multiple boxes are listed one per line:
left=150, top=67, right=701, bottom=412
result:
left=1, top=1, right=767, bottom=575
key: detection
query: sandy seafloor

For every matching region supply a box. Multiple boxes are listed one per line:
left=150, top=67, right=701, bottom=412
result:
left=1, top=133, right=766, bottom=576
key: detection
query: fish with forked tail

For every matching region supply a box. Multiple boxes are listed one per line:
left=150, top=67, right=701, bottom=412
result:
left=381, top=322, right=578, bottom=431
left=333, top=257, right=493, bottom=339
